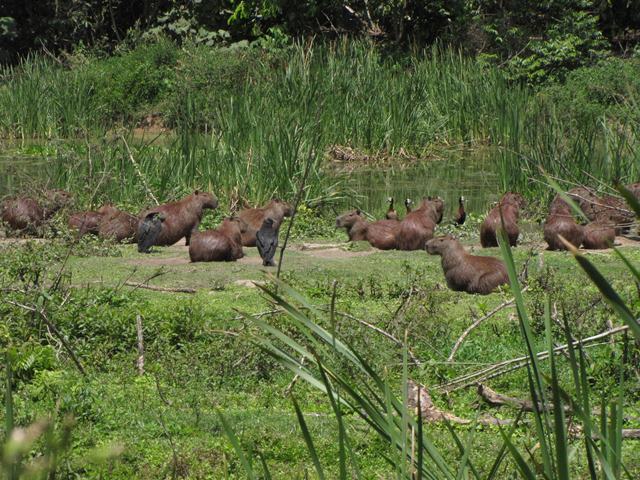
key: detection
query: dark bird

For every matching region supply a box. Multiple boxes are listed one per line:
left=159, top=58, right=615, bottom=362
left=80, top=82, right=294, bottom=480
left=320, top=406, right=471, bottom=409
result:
left=404, top=198, right=413, bottom=214
left=256, top=217, right=278, bottom=266
left=385, top=197, right=398, bottom=220
left=137, top=212, right=165, bottom=253
left=453, top=196, right=466, bottom=226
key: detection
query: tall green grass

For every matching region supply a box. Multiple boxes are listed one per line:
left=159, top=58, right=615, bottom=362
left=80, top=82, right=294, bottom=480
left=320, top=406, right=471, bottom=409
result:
left=1, top=40, right=639, bottom=205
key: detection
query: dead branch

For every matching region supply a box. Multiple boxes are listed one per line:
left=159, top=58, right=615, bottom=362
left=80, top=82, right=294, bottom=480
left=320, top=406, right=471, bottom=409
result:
left=123, top=281, right=196, bottom=294
left=136, top=315, right=145, bottom=375
left=407, top=380, right=511, bottom=426
left=120, top=135, right=159, bottom=206
left=477, top=383, right=571, bottom=413
left=448, top=288, right=527, bottom=362
left=438, top=325, right=630, bottom=392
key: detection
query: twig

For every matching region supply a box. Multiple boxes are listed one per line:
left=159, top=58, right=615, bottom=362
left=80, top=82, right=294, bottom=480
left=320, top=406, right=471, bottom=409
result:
left=276, top=148, right=316, bottom=281
left=447, top=288, right=527, bottom=362
left=438, top=325, right=630, bottom=392
left=136, top=315, right=145, bottom=376
left=123, top=282, right=196, bottom=294
left=120, top=135, right=159, bottom=206
left=477, top=383, right=571, bottom=413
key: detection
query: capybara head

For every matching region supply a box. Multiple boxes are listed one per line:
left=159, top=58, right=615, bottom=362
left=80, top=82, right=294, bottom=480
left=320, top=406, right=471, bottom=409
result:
left=192, top=190, right=218, bottom=210
left=336, top=209, right=362, bottom=228
left=271, top=198, right=294, bottom=217
left=501, top=192, right=525, bottom=209
left=98, top=204, right=119, bottom=215
left=44, top=189, right=73, bottom=211
left=426, top=235, right=458, bottom=255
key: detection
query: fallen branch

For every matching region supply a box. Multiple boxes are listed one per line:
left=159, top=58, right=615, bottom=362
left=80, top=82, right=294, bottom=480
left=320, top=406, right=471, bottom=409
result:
left=407, top=380, right=511, bottom=426
left=477, top=383, right=570, bottom=413
left=448, top=288, right=527, bottom=362
left=136, top=315, right=145, bottom=376
left=123, top=281, right=196, bottom=294
left=438, top=325, right=630, bottom=392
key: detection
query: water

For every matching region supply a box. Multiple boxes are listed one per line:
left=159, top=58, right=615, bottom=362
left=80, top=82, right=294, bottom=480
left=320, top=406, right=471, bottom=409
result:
left=0, top=141, right=500, bottom=218
left=338, top=151, right=499, bottom=219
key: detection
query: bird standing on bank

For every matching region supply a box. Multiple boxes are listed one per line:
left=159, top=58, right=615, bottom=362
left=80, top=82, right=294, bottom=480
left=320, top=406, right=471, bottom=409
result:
left=404, top=198, right=413, bottom=214
left=256, top=217, right=278, bottom=266
left=385, top=197, right=398, bottom=220
left=453, top=196, right=466, bottom=226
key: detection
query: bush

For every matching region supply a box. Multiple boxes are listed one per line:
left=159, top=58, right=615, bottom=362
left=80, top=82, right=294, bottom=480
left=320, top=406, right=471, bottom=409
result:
left=540, top=57, right=640, bottom=124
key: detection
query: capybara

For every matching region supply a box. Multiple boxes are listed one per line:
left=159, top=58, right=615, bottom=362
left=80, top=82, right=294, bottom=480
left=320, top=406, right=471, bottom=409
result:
left=140, top=191, right=219, bottom=246
left=137, top=212, right=166, bottom=253
left=543, top=203, right=584, bottom=251
left=99, top=210, right=139, bottom=243
left=189, top=217, right=247, bottom=262
left=626, top=182, right=640, bottom=201
left=256, top=217, right=278, bottom=266
left=582, top=222, right=615, bottom=249
left=385, top=197, right=398, bottom=220
left=68, top=204, right=118, bottom=236
left=1, top=189, right=72, bottom=232
left=453, top=196, right=466, bottom=226
left=335, top=209, right=399, bottom=250
left=480, top=192, right=525, bottom=248
left=565, top=187, right=633, bottom=232
left=238, top=199, right=293, bottom=247
left=396, top=197, right=444, bottom=251
left=426, top=236, right=509, bottom=295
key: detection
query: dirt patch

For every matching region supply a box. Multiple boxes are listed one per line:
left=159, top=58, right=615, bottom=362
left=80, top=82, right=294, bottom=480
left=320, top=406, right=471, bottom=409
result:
left=232, top=279, right=266, bottom=289
left=237, top=255, right=264, bottom=265
left=128, top=256, right=191, bottom=266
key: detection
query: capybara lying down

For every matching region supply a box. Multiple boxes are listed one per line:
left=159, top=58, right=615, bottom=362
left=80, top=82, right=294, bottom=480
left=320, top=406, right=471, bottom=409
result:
left=426, top=236, right=508, bottom=295
left=335, top=209, right=399, bottom=250
left=98, top=210, right=139, bottom=243
left=543, top=203, right=584, bottom=251
left=396, top=197, right=444, bottom=251
left=238, top=199, right=293, bottom=247
left=189, top=217, right=247, bottom=262
left=582, top=222, right=616, bottom=249
left=565, top=187, right=633, bottom=233
left=68, top=204, right=118, bottom=236
left=480, top=192, right=525, bottom=248
left=140, top=190, right=219, bottom=246
left=1, top=189, right=72, bottom=232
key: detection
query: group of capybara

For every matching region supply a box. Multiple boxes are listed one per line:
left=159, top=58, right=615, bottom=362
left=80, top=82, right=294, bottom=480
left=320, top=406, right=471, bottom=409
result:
left=1, top=182, right=638, bottom=295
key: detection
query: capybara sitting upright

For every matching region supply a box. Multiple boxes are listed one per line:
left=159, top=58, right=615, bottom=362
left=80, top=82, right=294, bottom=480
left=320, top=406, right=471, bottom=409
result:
left=582, top=222, right=616, bottom=249
left=426, top=236, right=509, bottom=295
left=1, top=189, right=72, bottom=232
left=140, top=191, right=219, bottom=246
left=189, top=217, right=247, bottom=262
left=480, top=192, right=525, bottom=248
left=238, top=199, right=293, bottom=247
left=543, top=202, right=584, bottom=251
left=335, top=210, right=399, bottom=250
left=68, top=204, right=118, bottom=236
left=98, top=210, right=139, bottom=243
left=396, top=197, right=444, bottom=251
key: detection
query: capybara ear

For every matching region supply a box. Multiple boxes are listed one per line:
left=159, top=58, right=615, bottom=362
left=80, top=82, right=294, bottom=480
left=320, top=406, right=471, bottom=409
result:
left=355, top=208, right=361, bottom=215
left=194, top=189, right=200, bottom=195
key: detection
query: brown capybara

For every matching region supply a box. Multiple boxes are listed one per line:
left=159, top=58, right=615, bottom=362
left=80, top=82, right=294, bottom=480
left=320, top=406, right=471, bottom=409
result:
left=336, top=209, right=368, bottom=241
left=426, top=236, right=509, bottom=295
left=139, top=191, right=219, bottom=246
left=396, top=197, right=444, bottom=251
left=543, top=203, right=584, bottom=251
left=335, top=209, right=399, bottom=249
left=385, top=197, right=398, bottom=220
left=238, top=199, right=293, bottom=247
left=1, top=189, right=72, bottom=232
left=626, top=182, right=640, bottom=201
left=189, top=217, right=247, bottom=262
left=480, top=192, right=525, bottom=248
left=582, top=222, right=616, bottom=249
left=98, top=210, right=139, bottom=243
left=68, top=204, right=118, bottom=236
left=565, top=187, right=633, bottom=232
